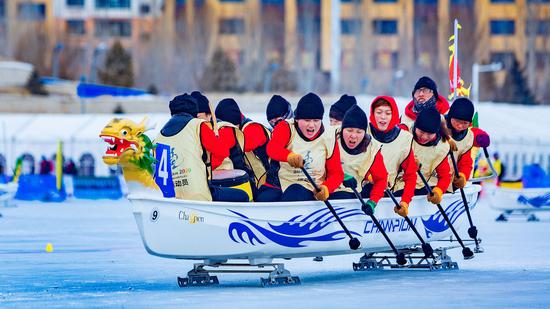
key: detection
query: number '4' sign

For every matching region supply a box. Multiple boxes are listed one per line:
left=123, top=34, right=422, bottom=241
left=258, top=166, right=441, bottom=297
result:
left=154, top=143, right=175, bottom=198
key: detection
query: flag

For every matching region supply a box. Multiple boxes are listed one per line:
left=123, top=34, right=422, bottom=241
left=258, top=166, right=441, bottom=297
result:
left=448, top=22, right=471, bottom=100
left=56, top=140, right=63, bottom=191
left=12, top=156, right=23, bottom=183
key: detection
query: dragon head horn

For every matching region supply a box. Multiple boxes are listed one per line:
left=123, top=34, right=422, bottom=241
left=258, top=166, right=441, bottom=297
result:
left=138, top=116, right=156, bottom=133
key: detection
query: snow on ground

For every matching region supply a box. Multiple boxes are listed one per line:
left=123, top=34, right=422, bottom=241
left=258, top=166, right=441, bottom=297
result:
left=1, top=195, right=550, bottom=308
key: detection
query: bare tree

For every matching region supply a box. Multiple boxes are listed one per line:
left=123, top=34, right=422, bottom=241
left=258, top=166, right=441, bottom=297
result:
left=14, top=24, right=51, bottom=75
left=57, top=37, right=86, bottom=80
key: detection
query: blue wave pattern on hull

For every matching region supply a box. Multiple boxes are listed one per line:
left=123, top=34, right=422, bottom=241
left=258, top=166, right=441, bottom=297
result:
left=517, top=193, right=550, bottom=208
left=227, top=207, right=364, bottom=248
left=422, top=200, right=466, bottom=239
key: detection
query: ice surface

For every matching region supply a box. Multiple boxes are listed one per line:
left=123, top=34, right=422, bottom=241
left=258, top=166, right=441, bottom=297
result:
left=1, top=196, right=550, bottom=308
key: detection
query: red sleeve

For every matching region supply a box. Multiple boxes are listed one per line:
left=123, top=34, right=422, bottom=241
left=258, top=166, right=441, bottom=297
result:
left=210, top=127, right=235, bottom=169
left=398, top=124, right=410, bottom=131
left=399, top=148, right=418, bottom=204
left=243, top=123, right=268, bottom=152
left=471, top=127, right=489, bottom=147
left=435, top=157, right=452, bottom=192
left=365, top=151, right=388, bottom=203
left=321, top=139, right=344, bottom=193
left=200, top=123, right=228, bottom=158
left=457, top=148, right=474, bottom=180
left=266, top=121, right=292, bottom=162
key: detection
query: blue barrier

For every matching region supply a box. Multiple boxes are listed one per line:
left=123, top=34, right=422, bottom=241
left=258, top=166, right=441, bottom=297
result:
left=15, top=175, right=66, bottom=202
left=522, top=164, right=550, bottom=188
left=72, top=176, right=122, bottom=200
left=77, top=82, right=147, bottom=98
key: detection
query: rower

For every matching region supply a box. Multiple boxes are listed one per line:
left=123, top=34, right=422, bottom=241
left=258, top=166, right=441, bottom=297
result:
left=154, top=94, right=248, bottom=202
left=394, top=108, right=452, bottom=205
left=329, top=94, right=357, bottom=126
left=330, top=105, right=388, bottom=216
left=401, top=76, right=449, bottom=130
left=368, top=96, right=417, bottom=217
left=263, top=92, right=344, bottom=202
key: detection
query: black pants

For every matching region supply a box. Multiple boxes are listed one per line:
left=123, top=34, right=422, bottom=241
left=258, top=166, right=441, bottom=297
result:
left=281, top=184, right=315, bottom=202
left=256, top=185, right=282, bottom=202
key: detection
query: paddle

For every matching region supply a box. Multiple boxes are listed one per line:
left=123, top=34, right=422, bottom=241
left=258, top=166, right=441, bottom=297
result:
left=385, top=189, right=435, bottom=259
left=208, top=102, right=219, bottom=137
left=345, top=182, right=407, bottom=266
left=300, top=168, right=361, bottom=250
left=449, top=151, right=481, bottom=252
left=416, top=167, right=474, bottom=260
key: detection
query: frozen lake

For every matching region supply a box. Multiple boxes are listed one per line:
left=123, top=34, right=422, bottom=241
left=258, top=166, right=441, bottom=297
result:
left=1, top=196, right=550, bottom=308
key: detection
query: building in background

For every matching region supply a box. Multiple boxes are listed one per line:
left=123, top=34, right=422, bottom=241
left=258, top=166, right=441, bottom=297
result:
left=0, top=0, right=548, bottom=100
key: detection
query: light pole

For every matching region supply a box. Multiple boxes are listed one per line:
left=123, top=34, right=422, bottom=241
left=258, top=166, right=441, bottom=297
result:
left=472, top=62, right=503, bottom=104
left=330, top=0, right=341, bottom=94
left=51, top=43, right=64, bottom=78
left=89, top=43, right=107, bottom=84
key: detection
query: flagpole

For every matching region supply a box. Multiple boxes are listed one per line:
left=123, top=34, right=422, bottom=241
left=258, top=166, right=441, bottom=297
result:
left=453, top=19, right=459, bottom=101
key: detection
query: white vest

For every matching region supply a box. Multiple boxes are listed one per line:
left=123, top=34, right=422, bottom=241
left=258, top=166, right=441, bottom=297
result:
left=334, top=128, right=382, bottom=194
left=368, top=127, right=414, bottom=190
left=241, top=120, right=271, bottom=188
left=394, top=138, right=450, bottom=191
left=154, top=118, right=212, bottom=201
left=278, top=120, right=337, bottom=192
left=215, top=121, right=245, bottom=171
left=400, top=114, right=415, bottom=131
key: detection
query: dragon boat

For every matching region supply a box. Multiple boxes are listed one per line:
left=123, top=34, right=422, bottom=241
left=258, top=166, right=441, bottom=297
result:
left=488, top=184, right=550, bottom=222
left=100, top=117, right=482, bottom=287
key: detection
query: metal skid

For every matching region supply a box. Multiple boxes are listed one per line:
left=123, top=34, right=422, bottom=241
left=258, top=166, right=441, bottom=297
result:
left=496, top=210, right=540, bottom=222
left=352, top=247, right=459, bottom=271
left=177, top=262, right=301, bottom=287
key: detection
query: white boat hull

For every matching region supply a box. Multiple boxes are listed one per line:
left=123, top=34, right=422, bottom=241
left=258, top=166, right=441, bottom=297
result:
left=488, top=185, right=550, bottom=212
left=0, top=182, right=18, bottom=205
left=0, top=61, right=33, bottom=88
left=127, top=185, right=482, bottom=261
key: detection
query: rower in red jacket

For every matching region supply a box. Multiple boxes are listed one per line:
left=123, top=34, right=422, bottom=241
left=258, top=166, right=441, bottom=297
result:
left=330, top=105, right=388, bottom=215
left=260, top=93, right=344, bottom=202
left=154, top=94, right=248, bottom=202
left=368, top=96, right=418, bottom=217
left=214, top=98, right=271, bottom=189
left=446, top=97, right=491, bottom=190
left=394, top=108, right=452, bottom=205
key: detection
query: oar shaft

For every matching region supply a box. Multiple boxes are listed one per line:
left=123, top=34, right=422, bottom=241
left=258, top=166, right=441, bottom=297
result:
left=385, top=189, right=427, bottom=246
left=351, top=188, right=399, bottom=255
left=449, top=151, right=475, bottom=228
left=300, top=168, right=354, bottom=239
left=417, top=170, right=466, bottom=248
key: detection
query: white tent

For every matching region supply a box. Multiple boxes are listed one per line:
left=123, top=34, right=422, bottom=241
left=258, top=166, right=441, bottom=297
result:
left=0, top=100, right=549, bottom=178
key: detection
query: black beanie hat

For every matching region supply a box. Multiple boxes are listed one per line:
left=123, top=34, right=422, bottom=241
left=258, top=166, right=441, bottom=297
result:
left=169, top=93, right=198, bottom=117
left=415, top=108, right=441, bottom=134
left=341, top=105, right=368, bottom=131
left=215, top=98, right=242, bottom=125
left=449, top=97, right=474, bottom=122
left=295, top=92, right=324, bottom=120
left=266, top=95, right=291, bottom=121
left=191, top=91, right=210, bottom=114
left=330, top=94, right=357, bottom=121
left=412, top=76, right=439, bottom=100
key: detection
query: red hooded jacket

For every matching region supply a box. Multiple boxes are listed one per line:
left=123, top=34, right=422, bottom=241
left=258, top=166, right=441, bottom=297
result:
left=370, top=95, right=418, bottom=204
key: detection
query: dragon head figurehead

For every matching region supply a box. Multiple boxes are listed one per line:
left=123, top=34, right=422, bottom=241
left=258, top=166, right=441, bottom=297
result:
left=100, top=117, right=158, bottom=190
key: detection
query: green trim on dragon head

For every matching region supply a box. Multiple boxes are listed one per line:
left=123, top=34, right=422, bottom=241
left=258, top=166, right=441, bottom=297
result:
left=100, top=117, right=159, bottom=190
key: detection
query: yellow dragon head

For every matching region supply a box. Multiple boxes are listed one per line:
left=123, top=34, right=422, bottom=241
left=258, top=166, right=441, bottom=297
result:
left=99, top=117, right=156, bottom=175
